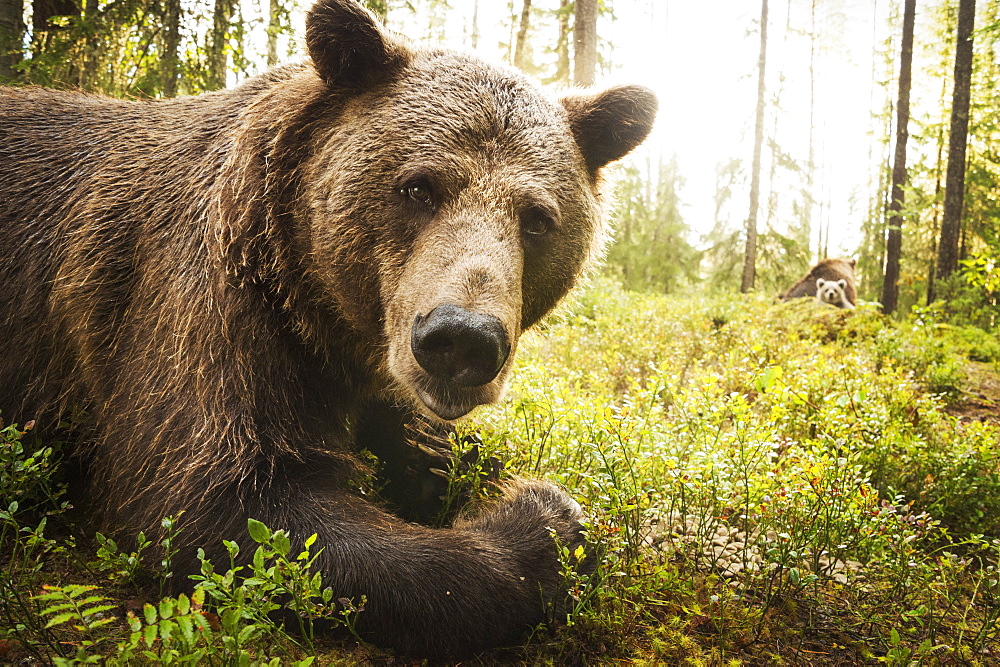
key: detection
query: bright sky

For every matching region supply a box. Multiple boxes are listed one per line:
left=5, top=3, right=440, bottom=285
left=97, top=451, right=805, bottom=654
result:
left=604, top=0, right=891, bottom=256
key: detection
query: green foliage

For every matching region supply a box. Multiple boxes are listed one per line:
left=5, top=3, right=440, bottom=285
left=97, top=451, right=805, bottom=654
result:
left=0, top=420, right=74, bottom=662
left=92, top=532, right=151, bottom=585
left=870, top=1, right=1000, bottom=318
left=477, top=284, right=1000, bottom=662
left=3, top=288, right=999, bottom=663
left=605, top=157, right=701, bottom=294
left=33, top=584, right=116, bottom=665
left=0, top=420, right=60, bottom=511
left=159, top=514, right=183, bottom=597
left=117, top=589, right=216, bottom=664
left=191, top=518, right=350, bottom=654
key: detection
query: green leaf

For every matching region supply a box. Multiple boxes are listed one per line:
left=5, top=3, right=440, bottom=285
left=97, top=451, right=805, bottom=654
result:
left=143, top=603, right=157, bottom=625
left=81, top=604, right=115, bottom=620
left=44, top=612, right=77, bottom=628
left=39, top=602, right=75, bottom=616
left=247, top=518, right=271, bottom=543
left=222, top=540, right=239, bottom=559
left=252, top=546, right=265, bottom=571
left=754, top=365, right=783, bottom=392
left=237, top=624, right=260, bottom=644
left=143, top=623, right=158, bottom=647
left=87, top=615, right=116, bottom=631
left=273, top=531, right=290, bottom=557
left=77, top=595, right=108, bottom=606
left=221, top=607, right=241, bottom=633
left=159, top=618, right=176, bottom=643
left=176, top=614, right=195, bottom=645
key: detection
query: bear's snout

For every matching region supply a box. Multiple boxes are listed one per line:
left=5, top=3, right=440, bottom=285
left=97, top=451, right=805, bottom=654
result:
left=411, top=304, right=510, bottom=388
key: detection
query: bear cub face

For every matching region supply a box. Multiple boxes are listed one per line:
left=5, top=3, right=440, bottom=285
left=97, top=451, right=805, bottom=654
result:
left=815, top=278, right=855, bottom=309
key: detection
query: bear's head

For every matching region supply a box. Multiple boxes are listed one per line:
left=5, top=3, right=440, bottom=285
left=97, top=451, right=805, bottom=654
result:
left=297, top=0, right=656, bottom=420
left=816, top=278, right=848, bottom=307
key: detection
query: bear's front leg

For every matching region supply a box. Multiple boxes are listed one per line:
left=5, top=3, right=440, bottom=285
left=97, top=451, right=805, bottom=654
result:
left=354, top=399, right=500, bottom=525
left=246, top=477, right=589, bottom=656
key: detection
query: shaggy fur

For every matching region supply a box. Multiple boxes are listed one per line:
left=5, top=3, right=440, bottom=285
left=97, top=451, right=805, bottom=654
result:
left=0, top=0, right=656, bottom=656
left=815, top=278, right=855, bottom=309
left=779, top=258, right=858, bottom=309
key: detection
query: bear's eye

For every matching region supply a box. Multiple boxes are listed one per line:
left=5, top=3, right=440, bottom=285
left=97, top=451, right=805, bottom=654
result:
left=400, top=179, right=435, bottom=208
left=520, top=206, right=554, bottom=238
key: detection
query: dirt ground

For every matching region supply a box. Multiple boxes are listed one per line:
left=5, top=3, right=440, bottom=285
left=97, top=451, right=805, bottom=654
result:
left=948, top=361, right=1000, bottom=425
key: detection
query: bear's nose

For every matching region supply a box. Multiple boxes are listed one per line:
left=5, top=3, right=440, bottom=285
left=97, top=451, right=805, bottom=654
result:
left=411, top=304, right=510, bottom=387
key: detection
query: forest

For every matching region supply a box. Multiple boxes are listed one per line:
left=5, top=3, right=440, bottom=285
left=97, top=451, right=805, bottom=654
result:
left=1, top=0, right=999, bottom=664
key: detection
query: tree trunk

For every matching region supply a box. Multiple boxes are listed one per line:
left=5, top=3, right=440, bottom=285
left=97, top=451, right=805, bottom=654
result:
left=765, top=0, right=791, bottom=235
left=935, top=0, right=975, bottom=283
left=206, top=0, right=235, bottom=90
left=740, top=0, right=768, bottom=293
left=807, top=0, right=817, bottom=259
left=880, top=0, right=916, bottom=315
left=513, top=0, right=531, bottom=71
left=926, top=69, right=950, bottom=304
left=0, top=0, right=24, bottom=81
left=31, top=0, right=78, bottom=53
left=550, top=0, right=570, bottom=85
left=266, top=0, right=280, bottom=66
left=573, top=0, right=597, bottom=86
left=161, top=0, right=182, bottom=96
left=471, top=0, right=479, bottom=50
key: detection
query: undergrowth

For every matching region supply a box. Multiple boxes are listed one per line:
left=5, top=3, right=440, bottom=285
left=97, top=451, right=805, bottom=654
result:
left=1, top=282, right=998, bottom=664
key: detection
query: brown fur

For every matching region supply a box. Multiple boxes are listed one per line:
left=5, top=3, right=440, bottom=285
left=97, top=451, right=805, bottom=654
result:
left=0, top=0, right=656, bottom=656
left=779, top=258, right=858, bottom=308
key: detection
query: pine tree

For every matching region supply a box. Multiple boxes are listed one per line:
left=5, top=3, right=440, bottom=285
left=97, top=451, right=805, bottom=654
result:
left=161, top=0, right=182, bottom=96
left=573, top=0, right=597, bottom=86
left=881, top=0, right=916, bottom=315
left=206, top=0, right=235, bottom=90
left=0, top=0, right=24, bottom=81
left=935, top=0, right=976, bottom=284
left=513, top=0, right=532, bottom=72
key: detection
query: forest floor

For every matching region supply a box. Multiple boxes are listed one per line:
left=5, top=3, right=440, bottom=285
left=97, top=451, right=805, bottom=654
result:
left=2, top=285, right=999, bottom=665
left=950, top=361, right=1000, bottom=426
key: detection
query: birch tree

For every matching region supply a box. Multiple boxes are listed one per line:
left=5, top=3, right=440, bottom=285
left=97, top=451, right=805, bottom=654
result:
left=741, top=0, right=768, bottom=293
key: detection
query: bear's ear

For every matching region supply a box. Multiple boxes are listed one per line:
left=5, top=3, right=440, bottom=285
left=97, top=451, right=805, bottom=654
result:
left=305, top=0, right=411, bottom=89
left=837, top=279, right=847, bottom=289
left=816, top=278, right=826, bottom=289
left=560, top=85, right=658, bottom=176
left=848, top=258, right=857, bottom=267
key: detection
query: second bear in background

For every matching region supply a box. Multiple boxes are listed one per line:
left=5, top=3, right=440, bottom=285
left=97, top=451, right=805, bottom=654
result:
left=815, top=277, right=855, bottom=309
left=779, top=258, right=857, bottom=310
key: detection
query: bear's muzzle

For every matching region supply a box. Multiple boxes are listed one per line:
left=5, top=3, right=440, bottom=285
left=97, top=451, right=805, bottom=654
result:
left=411, top=304, right=510, bottom=388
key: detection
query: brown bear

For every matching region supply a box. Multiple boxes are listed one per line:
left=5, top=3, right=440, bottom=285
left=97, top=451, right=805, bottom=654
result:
left=779, top=258, right=858, bottom=309
left=0, top=0, right=656, bottom=657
